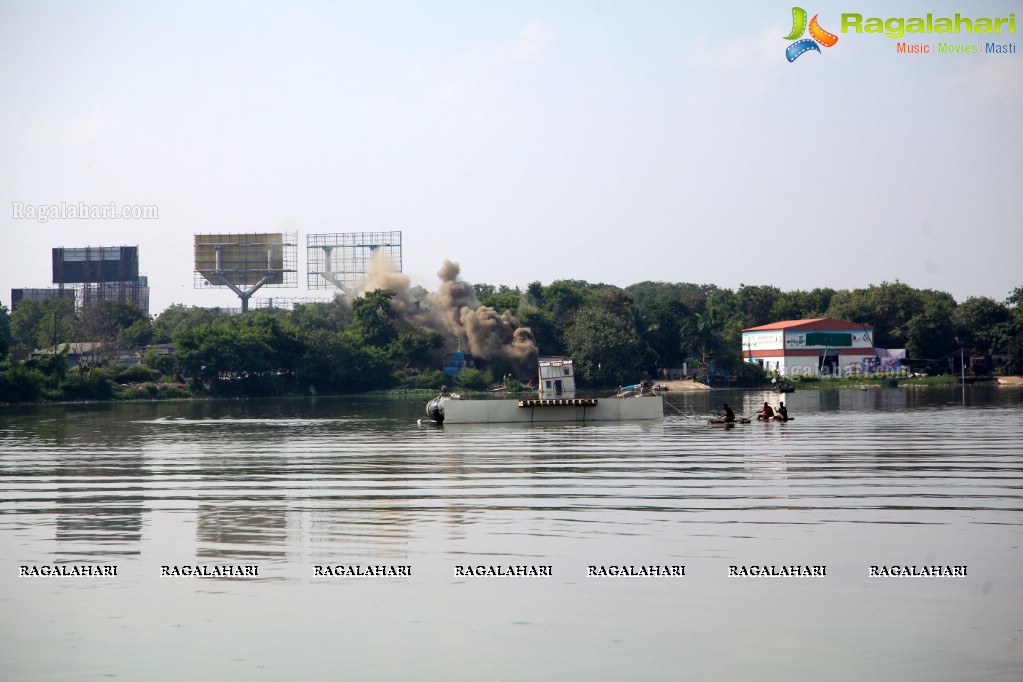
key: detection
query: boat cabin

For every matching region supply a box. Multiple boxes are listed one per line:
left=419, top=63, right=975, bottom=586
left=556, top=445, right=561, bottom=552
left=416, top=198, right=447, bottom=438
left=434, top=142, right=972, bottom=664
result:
left=538, top=356, right=575, bottom=396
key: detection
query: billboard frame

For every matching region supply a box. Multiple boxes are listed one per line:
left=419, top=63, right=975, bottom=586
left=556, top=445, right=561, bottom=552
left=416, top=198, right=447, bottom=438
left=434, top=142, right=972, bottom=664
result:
left=194, top=232, right=298, bottom=312
left=307, top=231, right=402, bottom=293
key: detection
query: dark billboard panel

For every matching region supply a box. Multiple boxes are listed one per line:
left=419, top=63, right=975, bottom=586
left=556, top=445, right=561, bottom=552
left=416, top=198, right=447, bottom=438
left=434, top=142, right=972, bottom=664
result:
left=52, top=246, right=139, bottom=284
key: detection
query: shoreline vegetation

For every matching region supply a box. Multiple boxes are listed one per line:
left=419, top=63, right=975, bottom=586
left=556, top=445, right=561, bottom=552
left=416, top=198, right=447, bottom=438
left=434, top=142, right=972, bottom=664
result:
left=3, top=374, right=1017, bottom=410
left=2, top=278, right=1022, bottom=406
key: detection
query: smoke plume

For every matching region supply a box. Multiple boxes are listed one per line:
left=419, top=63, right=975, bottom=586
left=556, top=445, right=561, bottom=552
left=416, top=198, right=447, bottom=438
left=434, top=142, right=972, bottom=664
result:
left=359, top=253, right=538, bottom=376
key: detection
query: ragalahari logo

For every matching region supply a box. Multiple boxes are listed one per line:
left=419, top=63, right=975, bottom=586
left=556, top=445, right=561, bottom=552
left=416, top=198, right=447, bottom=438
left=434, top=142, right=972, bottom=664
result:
left=784, top=7, right=839, bottom=61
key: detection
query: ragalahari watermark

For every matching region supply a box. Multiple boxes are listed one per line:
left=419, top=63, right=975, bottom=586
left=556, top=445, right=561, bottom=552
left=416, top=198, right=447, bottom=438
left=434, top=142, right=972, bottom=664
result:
left=12, top=202, right=159, bottom=223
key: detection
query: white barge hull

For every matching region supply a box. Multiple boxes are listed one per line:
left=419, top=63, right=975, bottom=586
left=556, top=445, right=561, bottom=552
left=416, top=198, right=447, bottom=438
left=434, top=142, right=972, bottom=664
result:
left=430, top=396, right=664, bottom=424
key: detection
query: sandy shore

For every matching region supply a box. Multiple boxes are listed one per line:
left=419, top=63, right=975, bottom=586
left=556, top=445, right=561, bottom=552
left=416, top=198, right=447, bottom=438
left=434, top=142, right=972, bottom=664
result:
left=654, top=379, right=713, bottom=391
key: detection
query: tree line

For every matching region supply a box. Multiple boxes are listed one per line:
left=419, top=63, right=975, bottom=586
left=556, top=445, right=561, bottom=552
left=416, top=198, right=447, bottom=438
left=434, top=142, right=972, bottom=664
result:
left=1, top=279, right=1022, bottom=403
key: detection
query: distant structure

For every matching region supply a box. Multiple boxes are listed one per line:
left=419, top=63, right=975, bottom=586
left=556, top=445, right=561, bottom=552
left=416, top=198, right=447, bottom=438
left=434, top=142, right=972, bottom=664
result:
left=307, top=231, right=402, bottom=294
left=52, top=246, right=149, bottom=314
left=539, top=356, right=575, bottom=395
left=251, top=296, right=334, bottom=311
left=194, top=233, right=298, bottom=312
left=742, top=318, right=878, bottom=378
left=442, top=349, right=472, bottom=377
left=11, top=288, right=77, bottom=311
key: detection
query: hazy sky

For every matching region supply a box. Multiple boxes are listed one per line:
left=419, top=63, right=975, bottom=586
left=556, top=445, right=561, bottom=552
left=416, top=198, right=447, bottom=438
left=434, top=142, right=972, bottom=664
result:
left=2, top=0, right=1020, bottom=314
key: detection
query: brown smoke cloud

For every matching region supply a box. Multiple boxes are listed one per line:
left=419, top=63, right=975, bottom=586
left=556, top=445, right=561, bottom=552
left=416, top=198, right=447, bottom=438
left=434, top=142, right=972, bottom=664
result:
left=359, top=252, right=538, bottom=376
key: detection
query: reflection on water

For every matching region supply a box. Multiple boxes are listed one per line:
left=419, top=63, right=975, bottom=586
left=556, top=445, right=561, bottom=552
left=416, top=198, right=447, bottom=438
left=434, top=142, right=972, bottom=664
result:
left=1, top=387, right=1022, bottom=681
left=2, top=390, right=1022, bottom=557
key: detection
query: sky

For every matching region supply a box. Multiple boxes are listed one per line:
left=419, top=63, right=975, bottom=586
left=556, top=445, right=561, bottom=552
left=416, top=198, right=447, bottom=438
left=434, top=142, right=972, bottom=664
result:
left=1, top=0, right=1020, bottom=315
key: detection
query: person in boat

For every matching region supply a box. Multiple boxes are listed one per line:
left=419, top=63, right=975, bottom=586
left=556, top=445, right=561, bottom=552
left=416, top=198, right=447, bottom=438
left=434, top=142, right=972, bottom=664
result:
left=777, top=401, right=788, bottom=421
left=757, top=402, right=775, bottom=421
left=719, top=403, right=735, bottom=423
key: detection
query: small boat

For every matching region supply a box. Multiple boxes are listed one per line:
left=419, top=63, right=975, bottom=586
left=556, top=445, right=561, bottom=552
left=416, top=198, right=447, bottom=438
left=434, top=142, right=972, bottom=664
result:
left=708, top=418, right=752, bottom=425
left=425, top=357, right=663, bottom=424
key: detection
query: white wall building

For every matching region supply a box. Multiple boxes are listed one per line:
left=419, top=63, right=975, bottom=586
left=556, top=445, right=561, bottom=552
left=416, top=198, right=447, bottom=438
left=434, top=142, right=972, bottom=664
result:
left=742, top=318, right=877, bottom=378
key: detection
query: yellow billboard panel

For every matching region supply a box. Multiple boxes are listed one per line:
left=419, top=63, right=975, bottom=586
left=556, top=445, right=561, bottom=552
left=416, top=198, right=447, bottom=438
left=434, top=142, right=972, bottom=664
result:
left=194, top=233, right=287, bottom=286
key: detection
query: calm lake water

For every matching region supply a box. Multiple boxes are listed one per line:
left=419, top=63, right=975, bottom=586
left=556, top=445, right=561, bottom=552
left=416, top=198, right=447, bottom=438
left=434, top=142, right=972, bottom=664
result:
left=1, top=386, right=1022, bottom=681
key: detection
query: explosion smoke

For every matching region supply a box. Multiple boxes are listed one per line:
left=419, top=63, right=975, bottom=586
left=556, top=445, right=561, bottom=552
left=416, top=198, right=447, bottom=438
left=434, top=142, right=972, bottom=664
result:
left=359, top=253, right=538, bottom=376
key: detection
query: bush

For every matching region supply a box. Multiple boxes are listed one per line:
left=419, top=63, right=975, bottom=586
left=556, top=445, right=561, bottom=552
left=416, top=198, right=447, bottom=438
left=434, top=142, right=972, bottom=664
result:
left=62, top=368, right=116, bottom=401
left=454, top=367, right=492, bottom=391
left=0, top=362, right=46, bottom=402
left=142, top=349, right=179, bottom=376
left=115, top=385, right=150, bottom=400
left=23, top=352, right=68, bottom=382
left=113, top=365, right=161, bottom=384
left=156, top=384, right=189, bottom=399
left=398, top=369, right=447, bottom=390
left=732, top=362, right=769, bottom=387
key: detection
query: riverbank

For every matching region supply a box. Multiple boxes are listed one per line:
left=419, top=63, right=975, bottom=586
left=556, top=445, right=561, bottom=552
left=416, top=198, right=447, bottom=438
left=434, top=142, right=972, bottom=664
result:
left=651, top=374, right=1023, bottom=393
left=654, top=379, right=713, bottom=391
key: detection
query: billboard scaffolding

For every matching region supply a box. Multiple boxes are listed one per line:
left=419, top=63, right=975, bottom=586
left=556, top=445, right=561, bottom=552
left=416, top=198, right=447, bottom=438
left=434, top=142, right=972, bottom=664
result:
left=51, top=246, right=149, bottom=314
left=307, top=231, right=402, bottom=294
left=194, top=233, right=297, bottom=312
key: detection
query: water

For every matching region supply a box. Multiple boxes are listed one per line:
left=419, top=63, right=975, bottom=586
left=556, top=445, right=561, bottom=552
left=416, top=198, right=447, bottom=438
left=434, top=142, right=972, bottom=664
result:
left=1, top=387, right=1021, bottom=681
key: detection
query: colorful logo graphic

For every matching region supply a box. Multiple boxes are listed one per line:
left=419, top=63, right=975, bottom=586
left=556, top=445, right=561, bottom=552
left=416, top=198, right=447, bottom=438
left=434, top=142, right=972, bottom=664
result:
left=784, top=7, right=839, bottom=61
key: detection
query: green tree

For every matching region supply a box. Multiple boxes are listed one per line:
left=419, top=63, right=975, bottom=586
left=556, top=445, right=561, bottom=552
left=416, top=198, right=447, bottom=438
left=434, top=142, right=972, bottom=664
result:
left=1006, top=285, right=1023, bottom=308
left=540, top=280, right=595, bottom=320
left=387, top=329, right=444, bottom=370
left=350, top=289, right=398, bottom=347
left=0, top=302, right=10, bottom=358
left=0, top=302, right=8, bottom=359
left=152, top=304, right=227, bottom=343
left=9, top=298, right=75, bottom=350
left=770, top=288, right=835, bottom=321
left=736, top=284, right=781, bottom=328
left=287, top=296, right=352, bottom=334
left=142, top=348, right=180, bottom=378
left=954, top=297, right=1011, bottom=357
left=61, top=367, right=116, bottom=400
left=515, top=308, right=562, bottom=356
left=826, top=281, right=951, bottom=349
left=904, top=297, right=957, bottom=359
left=174, top=313, right=303, bottom=394
left=122, top=318, right=154, bottom=348
left=733, top=360, right=768, bottom=386
left=23, top=347, right=69, bottom=383
left=73, top=301, right=151, bottom=364
left=453, top=366, right=492, bottom=390
left=474, top=283, right=522, bottom=314
left=564, top=304, right=644, bottom=386
left=525, top=281, right=545, bottom=308
left=992, top=313, right=1023, bottom=373
left=0, top=359, right=46, bottom=402
left=295, top=330, right=394, bottom=393
left=632, top=296, right=691, bottom=368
